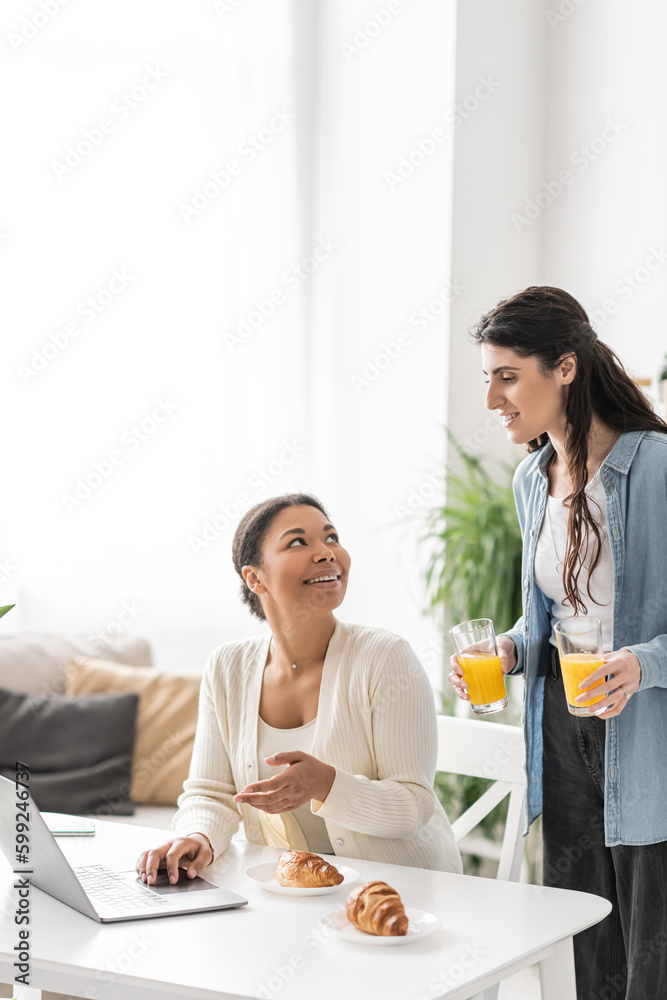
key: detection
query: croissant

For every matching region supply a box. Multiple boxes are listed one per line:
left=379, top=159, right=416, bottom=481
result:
left=345, top=881, right=409, bottom=936
left=276, top=851, right=344, bottom=888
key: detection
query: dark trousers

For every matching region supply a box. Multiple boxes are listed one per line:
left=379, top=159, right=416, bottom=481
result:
left=542, top=651, right=667, bottom=1000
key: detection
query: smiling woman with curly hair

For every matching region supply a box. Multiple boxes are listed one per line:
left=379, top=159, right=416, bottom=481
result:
left=137, top=493, right=461, bottom=885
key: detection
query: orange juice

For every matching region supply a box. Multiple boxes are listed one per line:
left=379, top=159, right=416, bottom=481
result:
left=457, top=653, right=506, bottom=707
left=560, top=653, right=605, bottom=713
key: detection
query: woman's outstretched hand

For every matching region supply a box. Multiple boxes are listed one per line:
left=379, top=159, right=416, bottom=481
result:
left=448, top=635, right=517, bottom=702
left=576, top=647, right=642, bottom=718
left=234, top=751, right=335, bottom=813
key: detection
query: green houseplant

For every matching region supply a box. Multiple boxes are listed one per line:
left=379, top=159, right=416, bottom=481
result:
left=424, top=434, right=522, bottom=634
left=422, top=435, right=524, bottom=872
left=0, top=606, right=14, bottom=621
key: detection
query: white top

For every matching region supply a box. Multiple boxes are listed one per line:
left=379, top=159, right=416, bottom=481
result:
left=534, top=470, right=614, bottom=651
left=173, top=619, right=462, bottom=873
left=256, top=715, right=334, bottom=854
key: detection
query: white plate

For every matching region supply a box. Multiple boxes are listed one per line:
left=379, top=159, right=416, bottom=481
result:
left=244, top=862, right=360, bottom=896
left=320, top=907, right=442, bottom=945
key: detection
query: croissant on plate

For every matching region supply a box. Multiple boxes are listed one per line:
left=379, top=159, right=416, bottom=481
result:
left=345, top=881, right=409, bottom=936
left=275, top=851, right=344, bottom=888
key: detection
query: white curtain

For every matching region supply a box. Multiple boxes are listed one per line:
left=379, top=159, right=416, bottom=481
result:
left=1, top=0, right=457, bottom=683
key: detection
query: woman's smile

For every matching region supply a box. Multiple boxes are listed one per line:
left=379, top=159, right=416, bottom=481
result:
left=499, top=411, right=519, bottom=428
left=303, top=571, right=342, bottom=589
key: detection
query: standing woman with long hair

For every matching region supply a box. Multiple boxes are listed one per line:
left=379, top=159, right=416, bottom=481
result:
left=448, top=286, right=667, bottom=999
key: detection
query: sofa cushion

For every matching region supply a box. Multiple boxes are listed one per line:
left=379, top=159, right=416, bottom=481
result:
left=66, top=657, right=201, bottom=806
left=0, top=634, right=153, bottom=696
left=0, top=688, right=139, bottom=815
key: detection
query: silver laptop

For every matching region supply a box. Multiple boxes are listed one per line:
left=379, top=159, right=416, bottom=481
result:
left=0, top=775, right=247, bottom=922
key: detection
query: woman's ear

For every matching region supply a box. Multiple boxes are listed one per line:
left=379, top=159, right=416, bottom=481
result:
left=242, top=565, right=265, bottom=596
left=558, top=353, right=577, bottom=385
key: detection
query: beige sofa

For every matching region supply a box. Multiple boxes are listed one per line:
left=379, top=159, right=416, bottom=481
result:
left=0, top=633, right=179, bottom=830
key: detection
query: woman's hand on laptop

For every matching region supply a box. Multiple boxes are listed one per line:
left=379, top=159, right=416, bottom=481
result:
left=135, top=833, right=214, bottom=885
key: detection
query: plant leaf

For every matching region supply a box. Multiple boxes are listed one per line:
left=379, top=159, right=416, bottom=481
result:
left=422, top=433, right=523, bottom=633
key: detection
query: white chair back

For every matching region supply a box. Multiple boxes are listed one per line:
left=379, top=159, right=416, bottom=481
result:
left=436, top=715, right=528, bottom=1000
left=436, top=715, right=527, bottom=882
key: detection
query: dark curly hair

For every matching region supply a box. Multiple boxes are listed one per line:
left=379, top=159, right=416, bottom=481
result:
left=231, top=493, right=330, bottom=621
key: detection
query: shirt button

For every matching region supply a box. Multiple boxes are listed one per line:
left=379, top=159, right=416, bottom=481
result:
left=335, top=839, right=344, bottom=847
left=524, top=578, right=529, bottom=587
left=247, top=763, right=253, bottom=769
left=610, top=768, right=615, bottom=780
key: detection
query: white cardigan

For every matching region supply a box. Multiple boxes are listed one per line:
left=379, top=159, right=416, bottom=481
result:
left=173, top=619, right=462, bottom=873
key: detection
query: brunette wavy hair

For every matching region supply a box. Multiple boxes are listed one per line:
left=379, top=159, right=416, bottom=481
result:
left=471, top=286, right=667, bottom=612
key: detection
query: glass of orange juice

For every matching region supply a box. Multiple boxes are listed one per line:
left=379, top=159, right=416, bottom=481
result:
left=449, top=618, right=508, bottom=715
left=554, top=617, right=606, bottom=716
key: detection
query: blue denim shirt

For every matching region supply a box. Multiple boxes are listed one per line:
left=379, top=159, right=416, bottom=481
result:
left=503, top=430, right=667, bottom=846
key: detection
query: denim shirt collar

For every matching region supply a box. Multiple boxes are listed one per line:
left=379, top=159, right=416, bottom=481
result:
left=528, top=430, right=645, bottom=480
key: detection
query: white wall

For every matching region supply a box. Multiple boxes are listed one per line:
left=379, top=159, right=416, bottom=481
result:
left=448, top=0, right=667, bottom=466
left=303, top=0, right=457, bottom=687
left=446, top=0, right=549, bottom=473
left=0, top=0, right=307, bottom=672
left=0, top=0, right=457, bottom=683
left=544, top=0, right=667, bottom=399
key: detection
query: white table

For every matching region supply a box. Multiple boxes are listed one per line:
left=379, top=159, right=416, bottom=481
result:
left=0, top=820, right=610, bottom=1000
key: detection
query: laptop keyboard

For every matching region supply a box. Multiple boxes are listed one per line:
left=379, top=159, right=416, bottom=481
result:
left=73, top=864, right=170, bottom=912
